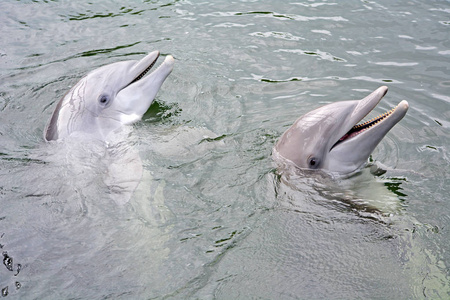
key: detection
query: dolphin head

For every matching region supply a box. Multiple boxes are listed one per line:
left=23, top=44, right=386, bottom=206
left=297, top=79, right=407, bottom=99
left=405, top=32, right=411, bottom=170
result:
left=44, top=51, right=174, bottom=141
left=274, top=86, right=409, bottom=175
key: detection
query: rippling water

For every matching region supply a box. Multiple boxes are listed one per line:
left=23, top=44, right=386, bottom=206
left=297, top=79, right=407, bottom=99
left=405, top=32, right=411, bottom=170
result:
left=1, top=0, right=449, bottom=299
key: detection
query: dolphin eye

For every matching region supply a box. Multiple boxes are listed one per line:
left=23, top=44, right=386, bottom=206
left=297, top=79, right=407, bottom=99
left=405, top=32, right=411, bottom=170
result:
left=308, top=156, right=319, bottom=169
left=98, top=95, right=110, bottom=106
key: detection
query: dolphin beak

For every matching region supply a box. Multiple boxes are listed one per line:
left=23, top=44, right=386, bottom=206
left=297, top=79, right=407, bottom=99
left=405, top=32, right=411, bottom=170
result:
left=115, top=52, right=175, bottom=122
left=325, top=86, right=409, bottom=173
left=126, top=51, right=159, bottom=85
left=330, top=87, right=409, bottom=151
left=125, top=51, right=168, bottom=88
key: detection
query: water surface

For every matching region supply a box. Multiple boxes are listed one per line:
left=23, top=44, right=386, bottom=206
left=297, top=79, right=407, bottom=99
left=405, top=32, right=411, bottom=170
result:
left=1, top=0, right=449, bottom=299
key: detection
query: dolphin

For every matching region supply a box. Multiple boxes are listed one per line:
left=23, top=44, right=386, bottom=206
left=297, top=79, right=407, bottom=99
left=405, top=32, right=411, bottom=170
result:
left=44, top=51, right=174, bottom=141
left=273, top=86, right=409, bottom=175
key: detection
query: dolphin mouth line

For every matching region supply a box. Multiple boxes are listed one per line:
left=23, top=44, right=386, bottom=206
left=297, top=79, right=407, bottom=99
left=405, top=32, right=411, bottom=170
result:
left=128, top=52, right=161, bottom=87
left=330, top=102, right=400, bottom=151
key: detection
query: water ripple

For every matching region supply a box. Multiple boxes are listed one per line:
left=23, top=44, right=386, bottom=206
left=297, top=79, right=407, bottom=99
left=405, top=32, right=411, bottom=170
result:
left=275, top=48, right=346, bottom=62
left=244, top=73, right=402, bottom=86
left=374, top=61, right=419, bottom=67
left=249, top=31, right=305, bottom=41
left=200, top=11, right=348, bottom=22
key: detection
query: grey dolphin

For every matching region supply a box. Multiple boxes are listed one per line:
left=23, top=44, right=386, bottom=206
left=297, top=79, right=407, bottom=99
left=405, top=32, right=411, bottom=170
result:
left=273, top=86, right=409, bottom=175
left=44, top=51, right=174, bottom=141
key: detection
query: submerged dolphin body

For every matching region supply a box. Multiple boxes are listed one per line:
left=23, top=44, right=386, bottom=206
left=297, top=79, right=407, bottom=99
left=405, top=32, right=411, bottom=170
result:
left=44, top=51, right=174, bottom=141
left=274, top=86, right=409, bottom=175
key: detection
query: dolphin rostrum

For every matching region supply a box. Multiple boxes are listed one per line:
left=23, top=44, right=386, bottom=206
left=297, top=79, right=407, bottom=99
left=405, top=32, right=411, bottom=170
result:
left=44, top=51, right=174, bottom=141
left=273, top=86, right=409, bottom=175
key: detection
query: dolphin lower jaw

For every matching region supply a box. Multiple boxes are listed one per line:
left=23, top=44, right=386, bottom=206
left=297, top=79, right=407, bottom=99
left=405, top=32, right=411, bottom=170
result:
left=118, top=113, right=141, bottom=125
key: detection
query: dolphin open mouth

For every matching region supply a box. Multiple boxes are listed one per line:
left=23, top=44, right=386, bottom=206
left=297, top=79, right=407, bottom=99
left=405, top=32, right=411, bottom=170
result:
left=118, top=50, right=174, bottom=94
left=113, top=51, right=174, bottom=124
left=331, top=103, right=401, bottom=150
left=128, top=53, right=160, bottom=86
left=329, top=87, right=409, bottom=152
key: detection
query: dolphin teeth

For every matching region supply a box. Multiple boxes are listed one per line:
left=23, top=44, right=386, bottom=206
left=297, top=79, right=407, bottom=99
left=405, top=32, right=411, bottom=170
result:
left=330, top=101, right=402, bottom=152
left=340, top=105, right=397, bottom=141
left=129, top=54, right=160, bottom=85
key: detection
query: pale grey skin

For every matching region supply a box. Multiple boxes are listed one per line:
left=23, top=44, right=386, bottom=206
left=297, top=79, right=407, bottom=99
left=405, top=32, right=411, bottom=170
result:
left=274, top=86, right=409, bottom=175
left=44, top=51, right=174, bottom=141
